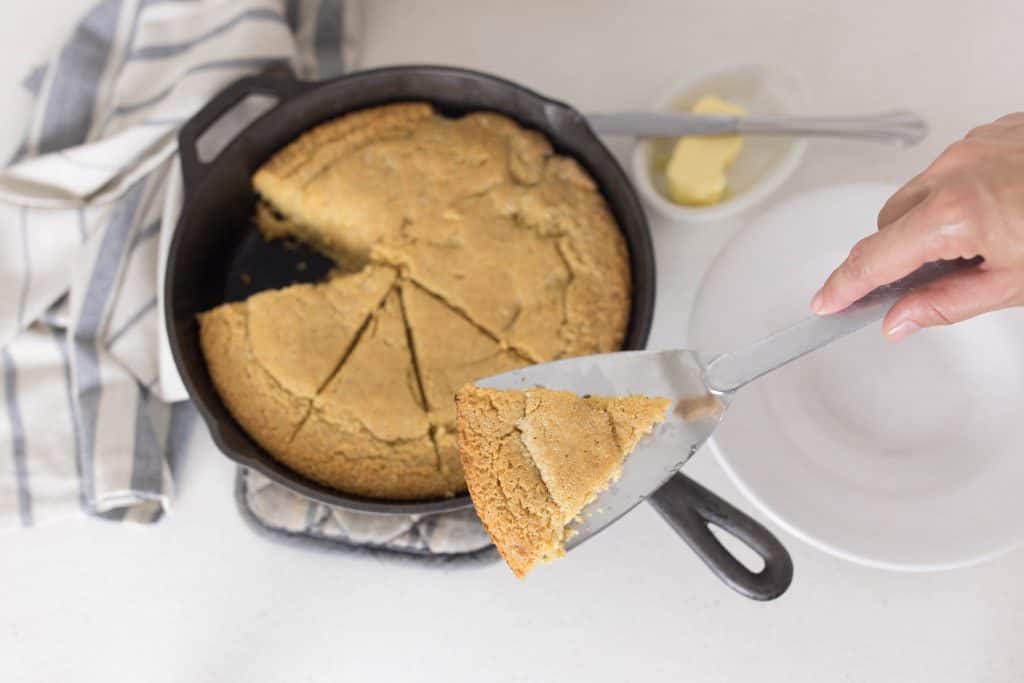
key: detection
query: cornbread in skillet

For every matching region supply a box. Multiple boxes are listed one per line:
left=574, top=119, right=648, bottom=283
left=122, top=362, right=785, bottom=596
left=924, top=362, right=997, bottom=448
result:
left=197, top=266, right=396, bottom=458
left=288, top=291, right=464, bottom=499
left=254, top=101, right=630, bottom=361
left=399, top=280, right=529, bottom=426
left=372, top=154, right=631, bottom=361
left=253, top=103, right=550, bottom=262
left=455, top=386, right=670, bottom=577
left=199, top=102, right=633, bottom=501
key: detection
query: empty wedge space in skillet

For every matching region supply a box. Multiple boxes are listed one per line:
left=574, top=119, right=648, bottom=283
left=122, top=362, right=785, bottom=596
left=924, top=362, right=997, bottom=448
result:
left=454, top=385, right=670, bottom=577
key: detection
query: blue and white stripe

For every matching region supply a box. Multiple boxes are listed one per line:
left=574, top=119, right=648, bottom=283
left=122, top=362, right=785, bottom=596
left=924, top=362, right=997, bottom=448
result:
left=0, top=0, right=351, bottom=530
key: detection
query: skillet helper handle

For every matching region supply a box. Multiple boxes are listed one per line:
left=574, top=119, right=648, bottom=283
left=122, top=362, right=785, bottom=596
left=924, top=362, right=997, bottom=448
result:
left=702, top=256, right=984, bottom=394
left=648, top=473, right=793, bottom=601
left=178, top=74, right=309, bottom=202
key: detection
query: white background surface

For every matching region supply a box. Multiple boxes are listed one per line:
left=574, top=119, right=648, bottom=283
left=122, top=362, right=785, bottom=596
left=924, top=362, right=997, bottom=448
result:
left=3, top=1, right=1024, bottom=681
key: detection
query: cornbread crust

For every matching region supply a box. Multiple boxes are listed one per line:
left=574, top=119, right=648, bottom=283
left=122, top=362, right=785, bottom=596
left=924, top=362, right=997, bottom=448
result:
left=198, top=304, right=310, bottom=458
left=197, top=266, right=396, bottom=459
left=455, top=386, right=669, bottom=577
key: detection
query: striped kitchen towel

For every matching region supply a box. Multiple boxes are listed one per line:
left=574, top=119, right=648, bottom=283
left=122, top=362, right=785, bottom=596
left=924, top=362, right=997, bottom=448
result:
left=0, top=0, right=360, bottom=529
left=1, top=0, right=496, bottom=563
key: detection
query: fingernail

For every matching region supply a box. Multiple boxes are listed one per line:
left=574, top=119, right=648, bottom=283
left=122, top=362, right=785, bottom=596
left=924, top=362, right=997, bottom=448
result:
left=886, top=320, right=920, bottom=342
left=811, top=290, right=825, bottom=314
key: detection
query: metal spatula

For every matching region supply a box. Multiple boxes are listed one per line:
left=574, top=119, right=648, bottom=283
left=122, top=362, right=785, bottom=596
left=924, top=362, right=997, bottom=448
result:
left=478, top=257, right=978, bottom=598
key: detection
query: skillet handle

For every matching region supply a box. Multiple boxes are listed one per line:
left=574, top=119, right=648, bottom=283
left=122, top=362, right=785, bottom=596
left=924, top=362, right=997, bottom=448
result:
left=647, top=473, right=793, bottom=601
left=178, top=73, right=310, bottom=202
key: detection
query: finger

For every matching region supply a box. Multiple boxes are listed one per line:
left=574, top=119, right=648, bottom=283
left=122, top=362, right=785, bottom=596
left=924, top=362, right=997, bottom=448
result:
left=882, top=267, right=1022, bottom=341
left=966, top=113, right=1024, bottom=138
left=811, top=198, right=976, bottom=315
left=877, top=175, right=932, bottom=228
left=991, top=112, right=1024, bottom=126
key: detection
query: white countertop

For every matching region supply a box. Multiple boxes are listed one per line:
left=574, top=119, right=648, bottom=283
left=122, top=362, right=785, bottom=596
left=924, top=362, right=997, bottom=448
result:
left=4, top=2, right=1024, bottom=681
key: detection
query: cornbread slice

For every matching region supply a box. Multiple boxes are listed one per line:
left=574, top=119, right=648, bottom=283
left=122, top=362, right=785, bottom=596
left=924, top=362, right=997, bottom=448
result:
left=197, top=266, right=396, bottom=458
left=455, top=386, right=670, bottom=577
left=253, top=103, right=551, bottom=262
left=247, top=265, right=395, bottom=396
left=289, top=290, right=462, bottom=499
left=198, top=304, right=309, bottom=458
left=399, top=280, right=529, bottom=426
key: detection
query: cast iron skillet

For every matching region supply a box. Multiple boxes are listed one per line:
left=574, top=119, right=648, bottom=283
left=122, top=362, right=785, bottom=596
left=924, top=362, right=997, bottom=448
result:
left=166, top=65, right=793, bottom=600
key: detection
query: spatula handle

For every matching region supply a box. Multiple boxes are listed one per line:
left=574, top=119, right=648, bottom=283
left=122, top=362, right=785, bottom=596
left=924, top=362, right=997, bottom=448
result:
left=701, top=257, right=983, bottom=395
left=648, top=473, right=793, bottom=601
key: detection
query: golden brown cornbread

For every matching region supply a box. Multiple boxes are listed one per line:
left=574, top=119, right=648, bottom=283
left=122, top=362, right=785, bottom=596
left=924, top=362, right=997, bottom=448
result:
left=252, top=102, right=434, bottom=261
left=199, top=103, right=632, bottom=501
left=374, top=192, right=571, bottom=362
left=247, top=265, right=395, bottom=396
left=372, top=154, right=631, bottom=360
left=312, top=290, right=427, bottom=441
left=455, top=386, right=669, bottom=577
left=197, top=266, right=396, bottom=459
left=198, top=303, right=310, bottom=458
left=519, top=388, right=672, bottom=520
left=454, top=387, right=565, bottom=577
left=286, top=290, right=464, bottom=498
left=399, top=280, right=529, bottom=426
left=487, top=158, right=633, bottom=357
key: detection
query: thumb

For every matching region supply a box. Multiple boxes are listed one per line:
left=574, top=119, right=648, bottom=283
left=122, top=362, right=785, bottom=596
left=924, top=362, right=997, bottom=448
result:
left=882, top=267, right=1022, bottom=341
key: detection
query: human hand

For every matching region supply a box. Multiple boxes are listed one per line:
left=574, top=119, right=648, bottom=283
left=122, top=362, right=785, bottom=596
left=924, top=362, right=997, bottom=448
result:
left=811, top=113, right=1024, bottom=340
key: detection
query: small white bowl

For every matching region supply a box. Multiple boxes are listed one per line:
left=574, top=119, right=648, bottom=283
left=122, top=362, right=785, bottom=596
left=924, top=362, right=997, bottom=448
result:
left=632, top=63, right=808, bottom=223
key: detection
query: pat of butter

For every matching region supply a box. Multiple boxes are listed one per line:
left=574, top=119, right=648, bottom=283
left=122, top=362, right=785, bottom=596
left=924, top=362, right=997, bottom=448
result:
left=665, top=95, right=746, bottom=206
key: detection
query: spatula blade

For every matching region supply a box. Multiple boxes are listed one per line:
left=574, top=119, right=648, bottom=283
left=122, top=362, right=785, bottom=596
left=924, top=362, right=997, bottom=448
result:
left=476, top=349, right=726, bottom=549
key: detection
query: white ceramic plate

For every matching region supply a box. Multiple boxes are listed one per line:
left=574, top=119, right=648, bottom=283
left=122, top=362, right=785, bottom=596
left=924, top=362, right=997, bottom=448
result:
left=689, top=183, right=1024, bottom=571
